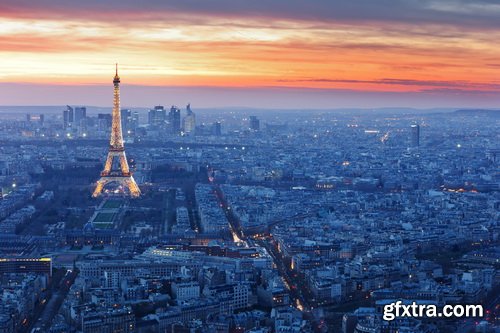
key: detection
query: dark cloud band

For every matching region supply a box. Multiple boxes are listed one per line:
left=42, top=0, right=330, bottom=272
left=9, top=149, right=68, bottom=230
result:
left=2, top=0, right=500, bottom=29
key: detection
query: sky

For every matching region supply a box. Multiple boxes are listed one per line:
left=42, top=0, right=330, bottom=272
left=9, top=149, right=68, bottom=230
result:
left=1, top=0, right=500, bottom=108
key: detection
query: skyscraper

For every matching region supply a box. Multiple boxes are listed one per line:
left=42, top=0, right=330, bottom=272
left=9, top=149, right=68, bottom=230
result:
left=148, top=105, right=166, bottom=127
left=74, top=107, right=87, bottom=124
left=249, top=116, right=260, bottom=131
left=78, top=117, right=88, bottom=137
left=213, top=121, right=222, bottom=136
left=410, top=124, right=420, bottom=147
left=63, top=105, right=73, bottom=129
left=131, top=111, right=139, bottom=131
left=67, top=105, right=74, bottom=123
left=147, top=109, right=154, bottom=126
left=183, top=103, right=196, bottom=134
left=169, top=106, right=181, bottom=134
left=121, top=109, right=132, bottom=132
left=63, top=110, right=69, bottom=129
left=97, top=113, right=112, bottom=131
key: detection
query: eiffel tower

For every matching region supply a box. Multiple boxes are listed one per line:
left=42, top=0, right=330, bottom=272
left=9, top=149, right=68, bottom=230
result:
left=92, top=64, right=141, bottom=198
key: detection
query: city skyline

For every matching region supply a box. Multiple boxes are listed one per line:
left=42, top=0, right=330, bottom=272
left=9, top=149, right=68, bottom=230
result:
left=0, top=3, right=497, bottom=332
left=1, top=1, right=500, bottom=108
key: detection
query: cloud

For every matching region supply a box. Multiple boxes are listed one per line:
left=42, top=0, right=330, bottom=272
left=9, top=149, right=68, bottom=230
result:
left=0, top=0, right=499, bottom=107
left=418, top=88, right=500, bottom=95
left=277, top=78, right=500, bottom=92
left=0, top=34, right=118, bottom=53
left=1, top=0, right=500, bottom=29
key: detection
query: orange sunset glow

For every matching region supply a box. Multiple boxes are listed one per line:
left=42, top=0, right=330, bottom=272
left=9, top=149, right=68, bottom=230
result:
left=1, top=0, right=500, bottom=107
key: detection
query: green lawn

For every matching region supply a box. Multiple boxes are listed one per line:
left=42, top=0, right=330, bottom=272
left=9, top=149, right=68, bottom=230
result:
left=102, top=200, right=123, bottom=209
left=93, top=222, right=114, bottom=229
left=93, top=212, right=116, bottom=223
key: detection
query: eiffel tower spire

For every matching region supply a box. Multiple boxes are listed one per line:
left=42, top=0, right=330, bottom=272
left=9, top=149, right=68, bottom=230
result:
left=92, top=65, right=141, bottom=198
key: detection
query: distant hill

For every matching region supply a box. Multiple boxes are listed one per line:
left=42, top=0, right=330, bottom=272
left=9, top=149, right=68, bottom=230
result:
left=454, top=109, right=500, bottom=117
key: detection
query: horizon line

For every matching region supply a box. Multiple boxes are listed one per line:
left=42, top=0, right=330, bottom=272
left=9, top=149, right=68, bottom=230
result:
left=0, top=105, right=498, bottom=112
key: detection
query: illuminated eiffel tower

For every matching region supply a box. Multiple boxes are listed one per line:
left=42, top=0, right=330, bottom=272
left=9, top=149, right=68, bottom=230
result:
left=92, top=64, right=141, bottom=198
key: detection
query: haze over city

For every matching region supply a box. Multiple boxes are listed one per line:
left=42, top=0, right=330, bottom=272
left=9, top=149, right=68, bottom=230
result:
left=0, top=2, right=498, bottom=333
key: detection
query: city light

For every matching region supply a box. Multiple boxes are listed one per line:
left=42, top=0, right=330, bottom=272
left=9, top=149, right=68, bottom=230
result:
left=0, top=3, right=496, bottom=332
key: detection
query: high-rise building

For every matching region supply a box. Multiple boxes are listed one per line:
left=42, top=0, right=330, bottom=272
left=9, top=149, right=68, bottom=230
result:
left=74, top=106, right=87, bottom=124
left=63, top=105, right=73, bottom=129
left=410, top=124, right=420, bottom=147
left=67, top=105, right=74, bottom=123
left=63, top=110, right=69, bottom=129
left=213, top=121, right=222, bottom=136
left=147, top=109, right=154, bottom=125
left=169, top=106, right=181, bottom=134
left=183, top=103, right=196, bottom=134
left=249, top=116, right=260, bottom=131
left=78, top=118, right=88, bottom=137
left=97, top=113, right=112, bottom=130
left=148, top=105, right=166, bottom=127
left=76, top=118, right=87, bottom=137
left=121, top=109, right=132, bottom=132
left=131, top=111, right=139, bottom=131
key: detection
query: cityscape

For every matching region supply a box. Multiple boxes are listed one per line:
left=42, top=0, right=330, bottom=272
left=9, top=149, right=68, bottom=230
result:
left=0, top=1, right=499, bottom=333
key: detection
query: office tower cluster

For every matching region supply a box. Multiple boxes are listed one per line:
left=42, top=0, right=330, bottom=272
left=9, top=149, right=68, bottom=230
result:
left=60, top=103, right=209, bottom=139
left=62, top=105, right=88, bottom=137
left=63, top=105, right=87, bottom=130
left=147, top=104, right=196, bottom=135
